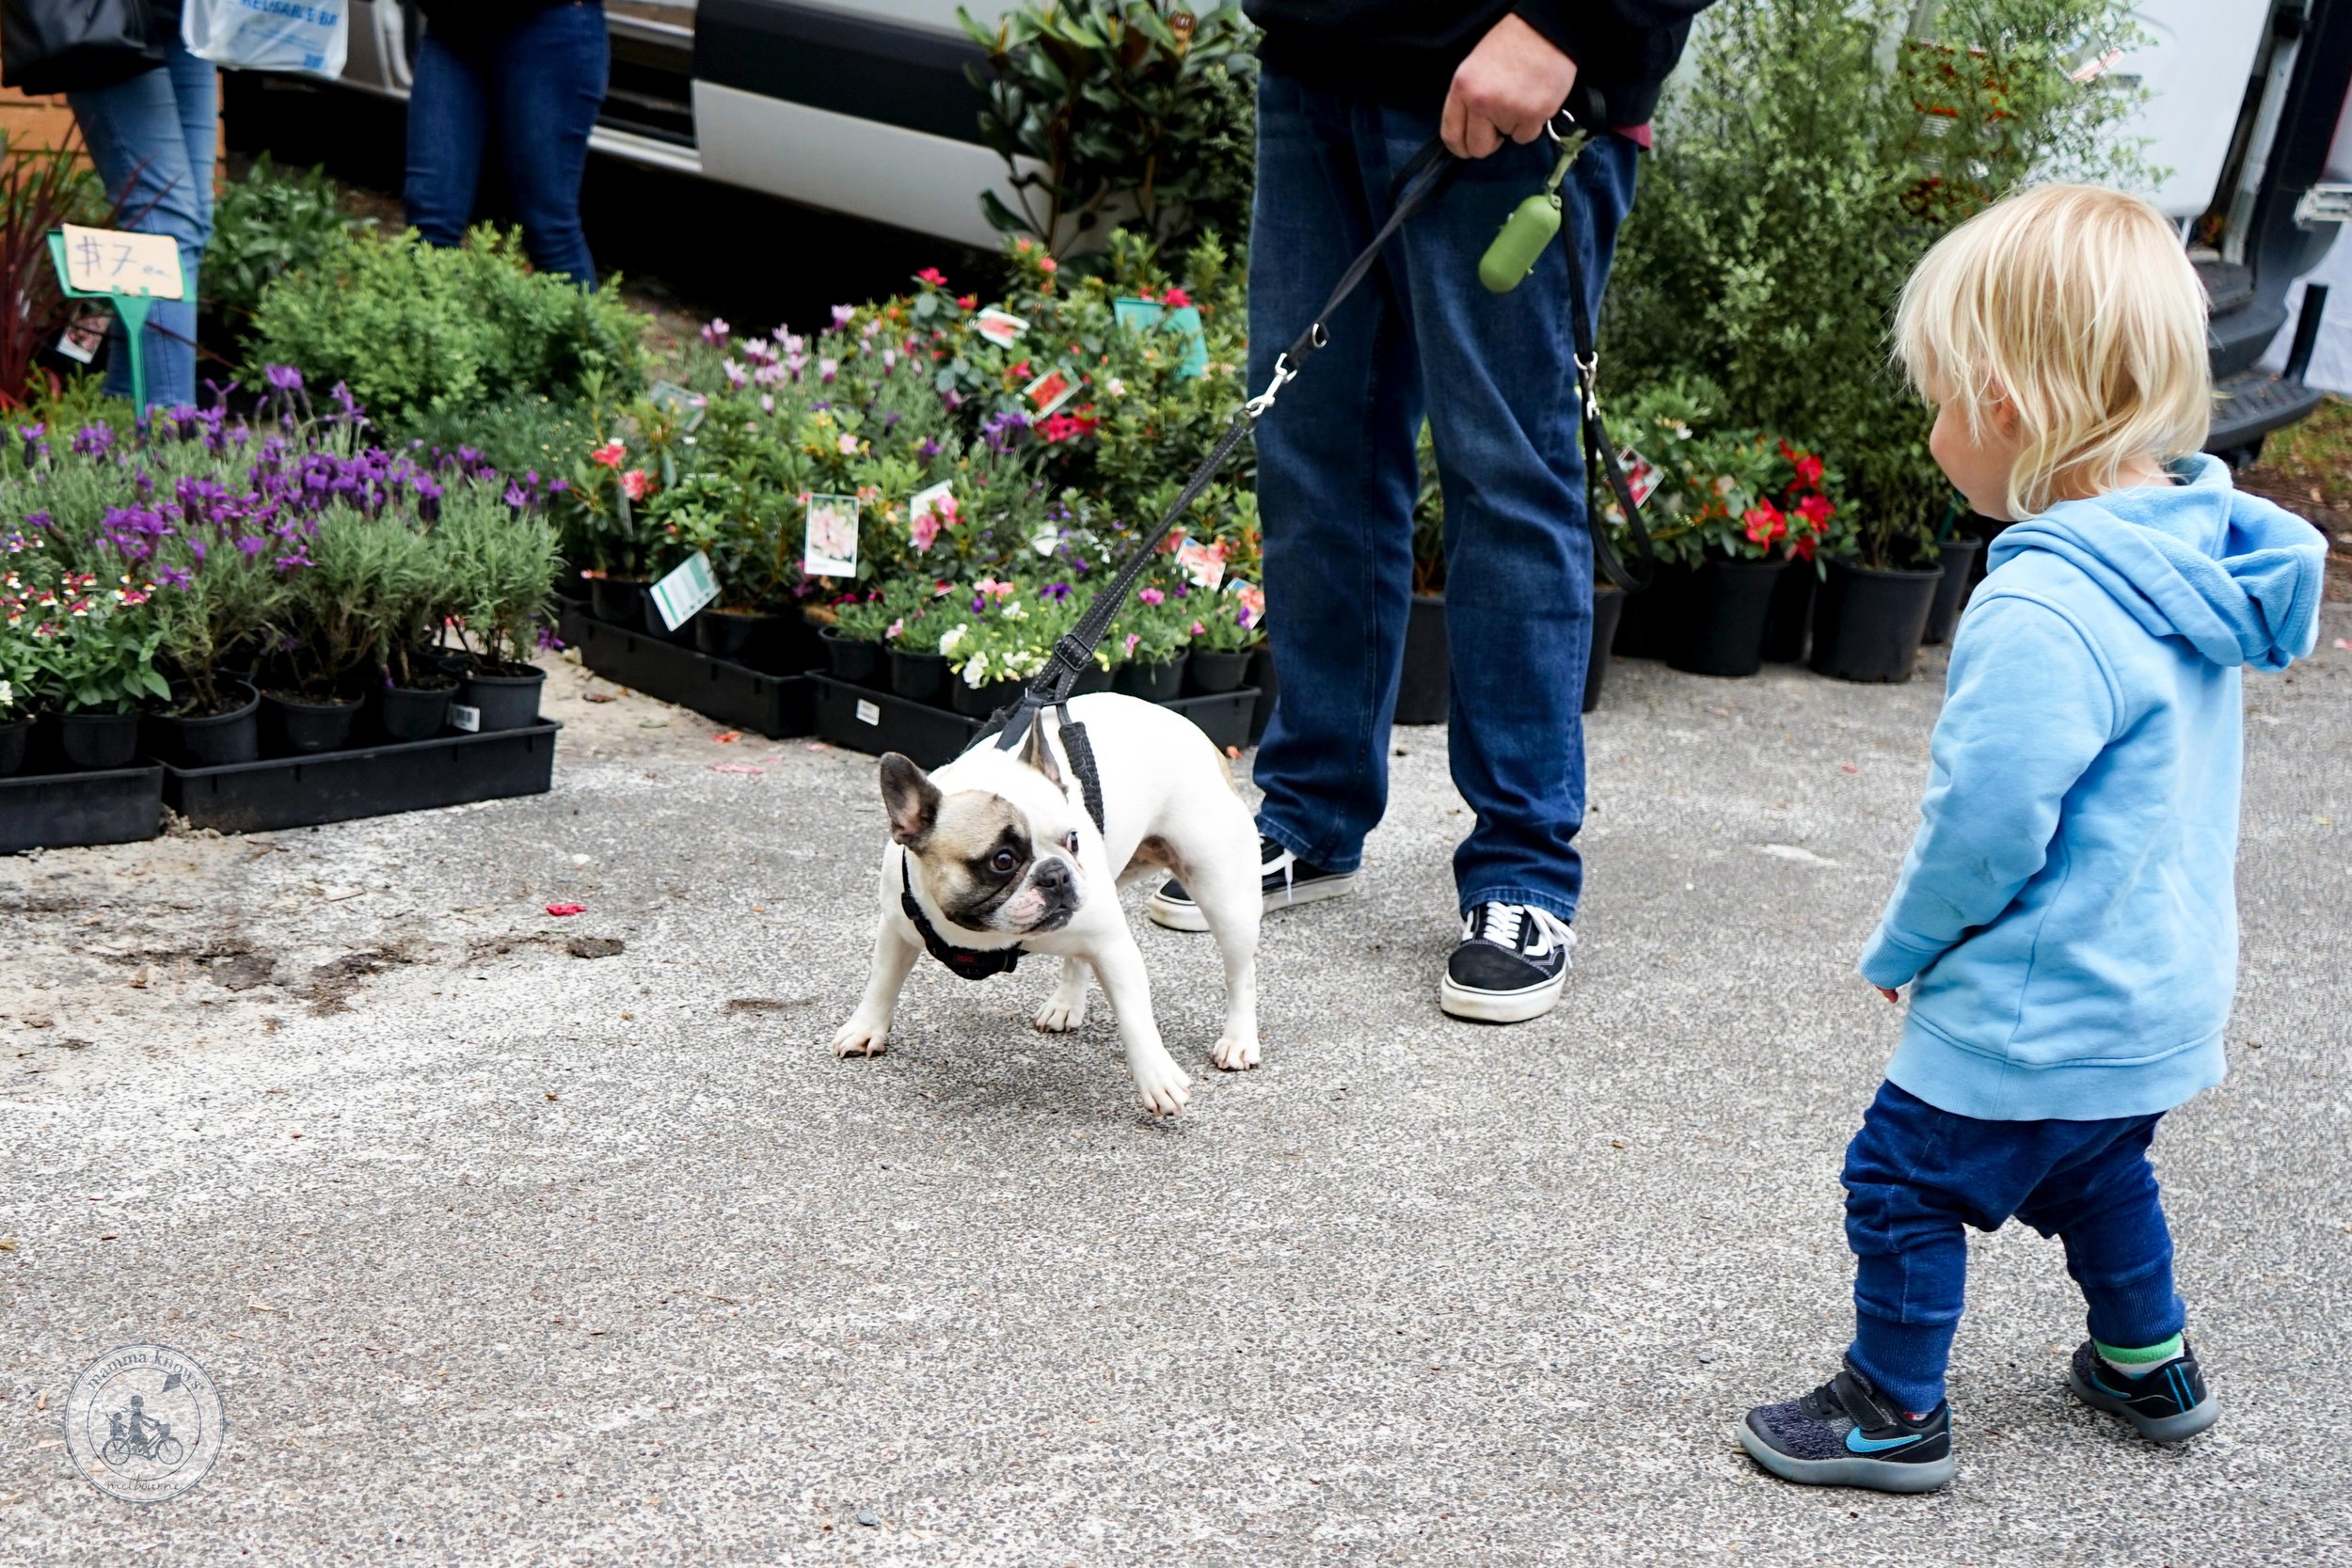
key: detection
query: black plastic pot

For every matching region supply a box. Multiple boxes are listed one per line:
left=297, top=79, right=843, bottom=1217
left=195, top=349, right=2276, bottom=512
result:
left=1612, top=562, right=1693, bottom=659
left=1395, top=593, right=1450, bottom=724
left=696, top=607, right=822, bottom=673
left=0, top=716, right=28, bottom=777
left=1113, top=654, right=1187, bottom=703
left=145, top=681, right=261, bottom=768
left=1073, top=664, right=1114, bottom=696
left=638, top=584, right=697, bottom=644
left=375, top=680, right=455, bottom=742
left=588, top=576, right=647, bottom=627
left=1809, top=558, right=1945, bottom=683
left=890, top=648, right=950, bottom=706
left=1921, top=536, right=1984, bottom=646
left=821, top=626, right=885, bottom=687
left=1186, top=649, right=1250, bottom=694
left=1585, top=587, right=1626, bottom=714
left=951, top=675, right=1024, bottom=718
left=1762, top=561, right=1819, bottom=663
left=460, top=665, right=546, bottom=731
left=1669, top=556, right=1786, bottom=678
left=262, top=691, right=362, bottom=756
left=57, top=710, right=141, bottom=769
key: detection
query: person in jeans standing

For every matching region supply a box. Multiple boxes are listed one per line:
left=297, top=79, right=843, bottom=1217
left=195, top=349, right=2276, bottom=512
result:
left=404, top=0, right=608, bottom=284
left=64, top=0, right=214, bottom=411
left=1150, top=3, right=1712, bottom=1022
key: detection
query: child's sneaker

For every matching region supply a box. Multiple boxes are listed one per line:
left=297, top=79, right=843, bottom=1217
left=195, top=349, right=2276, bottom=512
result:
left=2067, top=1339, right=2217, bottom=1442
left=1739, top=1359, right=1956, bottom=1493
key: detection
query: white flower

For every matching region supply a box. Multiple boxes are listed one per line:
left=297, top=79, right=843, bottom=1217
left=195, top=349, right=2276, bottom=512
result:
left=1105, top=376, right=1126, bottom=397
left=0, top=679, right=11, bottom=712
left=938, top=625, right=968, bottom=657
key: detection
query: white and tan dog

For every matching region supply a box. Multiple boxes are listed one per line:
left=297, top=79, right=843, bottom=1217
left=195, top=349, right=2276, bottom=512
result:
left=832, top=693, right=1261, bottom=1115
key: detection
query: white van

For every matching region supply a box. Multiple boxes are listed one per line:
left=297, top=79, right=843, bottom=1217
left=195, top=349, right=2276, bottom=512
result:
left=336, top=0, right=2347, bottom=452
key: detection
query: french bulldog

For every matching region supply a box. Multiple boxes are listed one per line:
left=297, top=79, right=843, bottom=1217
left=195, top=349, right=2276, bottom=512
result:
left=831, top=693, right=1262, bottom=1116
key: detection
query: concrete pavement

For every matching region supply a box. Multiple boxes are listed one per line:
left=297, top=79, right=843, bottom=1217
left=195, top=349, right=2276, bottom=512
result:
left=3, top=614, right=2348, bottom=1565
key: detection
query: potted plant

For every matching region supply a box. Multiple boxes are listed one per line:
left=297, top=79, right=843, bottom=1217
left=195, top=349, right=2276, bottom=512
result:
left=1184, top=579, right=1263, bottom=693
left=889, top=589, right=965, bottom=706
left=1109, top=585, right=1187, bottom=701
left=368, top=524, right=455, bottom=742
left=578, top=434, right=663, bottom=630
left=1673, top=437, right=1842, bottom=679
left=37, top=572, right=170, bottom=769
left=437, top=488, right=559, bottom=730
left=1920, top=503, right=1986, bottom=646
left=0, top=671, right=24, bottom=777
left=261, top=507, right=392, bottom=754
left=818, top=592, right=891, bottom=686
left=145, top=517, right=279, bottom=768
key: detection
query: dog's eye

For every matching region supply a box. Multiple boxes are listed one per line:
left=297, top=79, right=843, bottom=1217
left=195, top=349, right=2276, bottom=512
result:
left=989, top=849, right=1019, bottom=875
left=1061, top=832, right=1079, bottom=855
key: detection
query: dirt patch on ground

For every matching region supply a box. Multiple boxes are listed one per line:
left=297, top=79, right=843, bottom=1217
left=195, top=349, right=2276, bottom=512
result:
left=2236, top=394, right=2352, bottom=601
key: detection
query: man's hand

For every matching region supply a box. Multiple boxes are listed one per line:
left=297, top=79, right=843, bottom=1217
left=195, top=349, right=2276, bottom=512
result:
left=1876, top=986, right=1900, bottom=1004
left=1441, top=13, right=1579, bottom=159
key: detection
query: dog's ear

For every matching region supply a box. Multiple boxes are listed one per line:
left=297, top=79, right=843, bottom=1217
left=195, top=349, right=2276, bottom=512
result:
left=878, top=752, right=941, bottom=847
left=1019, top=711, right=1063, bottom=789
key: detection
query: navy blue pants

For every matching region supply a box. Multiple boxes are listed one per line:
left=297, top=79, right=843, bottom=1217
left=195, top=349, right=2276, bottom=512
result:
left=1845, top=1082, right=2187, bottom=1412
left=1246, top=71, right=1639, bottom=922
left=404, top=0, right=609, bottom=285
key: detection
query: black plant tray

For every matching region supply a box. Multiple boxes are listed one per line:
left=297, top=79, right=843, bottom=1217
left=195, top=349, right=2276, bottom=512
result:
left=162, top=722, right=561, bottom=834
left=0, top=765, right=165, bottom=853
left=809, top=674, right=1259, bottom=768
left=570, top=613, right=816, bottom=739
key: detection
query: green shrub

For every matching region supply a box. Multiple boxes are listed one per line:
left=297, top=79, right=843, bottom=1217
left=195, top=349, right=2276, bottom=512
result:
left=243, top=226, right=648, bottom=426
left=204, top=153, right=373, bottom=325
left=1607, top=0, right=2150, bottom=566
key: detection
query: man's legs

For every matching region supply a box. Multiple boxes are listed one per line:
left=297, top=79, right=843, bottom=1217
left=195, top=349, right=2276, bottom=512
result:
left=66, top=45, right=215, bottom=409
left=1398, top=128, right=1634, bottom=924
left=404, top=27, right=492, bottom=249
left=1247, top=71, right=1424, bottom=875
left=493, top=0, right=610, bottom=284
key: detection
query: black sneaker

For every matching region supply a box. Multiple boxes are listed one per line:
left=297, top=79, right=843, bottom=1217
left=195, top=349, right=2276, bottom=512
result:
left=1739, top=1359, right=1956, bottom=1494
left=1147, top=834, right=1358, bottom=932
left=2067, top=1339, right=2217, bottom=1443
left=1438, top=902, right=1574, bottom=1022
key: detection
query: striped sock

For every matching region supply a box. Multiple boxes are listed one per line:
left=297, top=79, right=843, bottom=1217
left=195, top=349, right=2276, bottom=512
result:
left=2095, top=1333, right=2185, bottom=1378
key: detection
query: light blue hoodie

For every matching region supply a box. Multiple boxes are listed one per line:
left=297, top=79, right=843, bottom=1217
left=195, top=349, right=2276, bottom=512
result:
left=1859, top=454, right=2327, bottom=1121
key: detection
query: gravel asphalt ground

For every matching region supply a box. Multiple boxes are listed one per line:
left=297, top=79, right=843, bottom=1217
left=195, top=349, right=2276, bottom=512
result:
left=4, top=611, right=2348, bottom=1565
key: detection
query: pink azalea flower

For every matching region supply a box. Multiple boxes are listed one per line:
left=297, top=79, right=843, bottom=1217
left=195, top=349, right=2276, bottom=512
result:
left=910, top=514, right=939, bottom=554
left=837, top=434, right=859, bottom=455
left=590, top=438, right=626, bottom=468
left=619, top=468, right=649, bottom=500
left=1139, top=587, right=1165, bottom=605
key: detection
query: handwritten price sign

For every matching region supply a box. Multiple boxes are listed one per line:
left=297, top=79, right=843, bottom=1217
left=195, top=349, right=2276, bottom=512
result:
left=58, top=225, right=184, bottom=301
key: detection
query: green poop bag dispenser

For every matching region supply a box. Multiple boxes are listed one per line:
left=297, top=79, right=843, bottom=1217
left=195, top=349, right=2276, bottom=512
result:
left=1477, top=131, right=1584, bottom=294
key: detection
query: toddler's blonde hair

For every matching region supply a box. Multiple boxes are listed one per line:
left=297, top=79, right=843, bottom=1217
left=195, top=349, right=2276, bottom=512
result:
left=1894, top=183, right=2210, bottom=518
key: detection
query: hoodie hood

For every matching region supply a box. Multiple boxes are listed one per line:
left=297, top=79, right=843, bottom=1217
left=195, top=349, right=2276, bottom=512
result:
left=1988, top=453, right=2327, bottom=673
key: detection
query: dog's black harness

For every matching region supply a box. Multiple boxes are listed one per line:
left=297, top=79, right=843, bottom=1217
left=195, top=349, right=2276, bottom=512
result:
left=900, top=709, right=1108, bottom=982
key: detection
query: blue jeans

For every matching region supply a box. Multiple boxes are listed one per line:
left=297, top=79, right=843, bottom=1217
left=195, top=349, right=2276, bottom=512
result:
left=66, top=40, right=217, bottom=411
left=1844, top=1081, right=2187, bottom=1413
left=404, top=0, right=608, bottom=284
left=1247, top=71, right=1636, bottom=922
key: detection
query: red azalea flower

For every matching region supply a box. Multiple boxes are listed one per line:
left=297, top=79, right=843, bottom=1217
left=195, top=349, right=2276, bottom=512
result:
left=1795, top=453, right=1824, bottom=488
left=956, top=293, right=977, bottom=310
left=1163, top=286, right=1192, bottom=308
left=1791, top=533, right=1819, bottom=562
left=589, top=438, right=625, bottom=468
left=1009, top=358, right=1032, bottom=380
left=620, top=468, right=650, bottom=500
left=1742, top=501, right=1786, bottom=546
left=1039, top=257, right=1058, bottom=274
left=916, top=266, right=948, bottom=287
left=1796, top=493, right=1834, bottom=528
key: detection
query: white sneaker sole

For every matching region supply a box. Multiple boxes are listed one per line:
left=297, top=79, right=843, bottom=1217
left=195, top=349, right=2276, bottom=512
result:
left=1438, top=968, right=1568, bottom=1023
left=1146, top=873, right=1359, bottom=932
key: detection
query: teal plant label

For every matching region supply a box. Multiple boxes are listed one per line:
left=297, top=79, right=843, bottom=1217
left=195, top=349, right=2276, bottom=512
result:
left=650, top=550, right=720, bottom=631
left=1113, top=297, right=1208, bottom=378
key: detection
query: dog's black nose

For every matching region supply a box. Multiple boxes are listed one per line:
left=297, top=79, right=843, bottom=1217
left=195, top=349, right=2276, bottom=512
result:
left=1033, top=858, right=1073, bottom=895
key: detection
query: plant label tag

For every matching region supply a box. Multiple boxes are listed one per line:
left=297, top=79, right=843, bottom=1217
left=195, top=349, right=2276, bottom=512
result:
left=1022, top=366, right=1079, bottom=418
left=449, top=704, right=482, bottom=734
left=650, top=550, right=720, bottom=631
left=1113, top=296, right=1166, bottom=334
left=974, top=309, right=1028, bottom=347
left=56, top=310, right=106, bottom=364
left=646, top=379, right=707, bottom=432
left=908, top=481, right=957, bottom=540
left=1163, top=305, right=1210, bottom=378
left=58, top=224, right=184, bottom=300
left=1616, top=446, right=1661, bottom=509
left=803, top=494, right=861, bottom=578
left=854, top=699, right=881, bottom=726
left=1173, top=535, right=1226, bottom=590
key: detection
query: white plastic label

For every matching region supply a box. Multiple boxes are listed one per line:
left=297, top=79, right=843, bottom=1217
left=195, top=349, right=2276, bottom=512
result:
left=854, top=700, right=881, bottom=726
left=449, top=704, right=482, bottom=734
left=649, top=550, right=720, bottom=631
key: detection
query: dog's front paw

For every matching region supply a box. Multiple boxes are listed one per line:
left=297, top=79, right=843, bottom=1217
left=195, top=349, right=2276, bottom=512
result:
left=1132, top=1057, right=1193, bottom=1117
left=1033, top=992, right=1088, bottom=1033
left=831, top=1016, right=890, bottom=1058
left=1211, top=1034, right=1260, bottom=1071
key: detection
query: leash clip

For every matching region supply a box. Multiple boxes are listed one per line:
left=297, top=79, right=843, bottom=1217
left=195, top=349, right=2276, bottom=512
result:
left=1245, top=349, right=1301, bottom=420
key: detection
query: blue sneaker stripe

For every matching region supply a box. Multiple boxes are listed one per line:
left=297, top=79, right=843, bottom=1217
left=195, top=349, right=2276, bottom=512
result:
left=1845, top=1429, right=1927, bottom=1455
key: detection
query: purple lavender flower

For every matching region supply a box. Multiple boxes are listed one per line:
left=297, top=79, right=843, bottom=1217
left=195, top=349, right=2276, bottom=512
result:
left=71, top=424, right=114, bottom=460
left=154, top=563, right=193, bottom=589
left=831, top=304, right=855, bottom=328
left=980, top=409, right=1030, bottom=453
left=263, top=364, right=305, bottom=393
left=329, top=382, right=362, bottom=422
left=503, top=483, right=529, bottom=508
